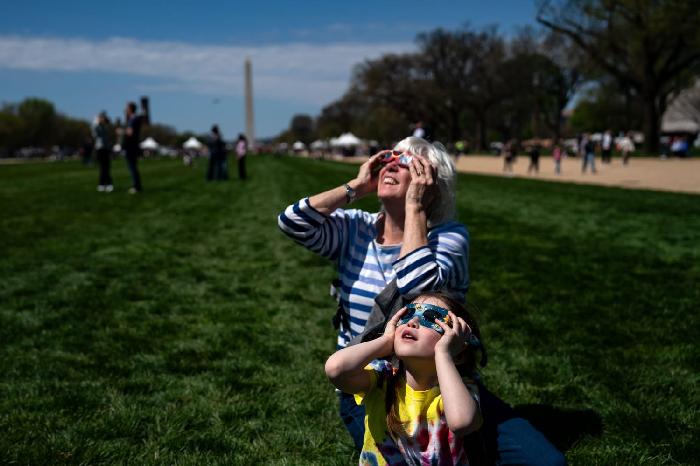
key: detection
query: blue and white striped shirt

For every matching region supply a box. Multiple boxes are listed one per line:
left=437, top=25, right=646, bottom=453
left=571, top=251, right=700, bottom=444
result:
left=278, top=198, right=470, bottom=349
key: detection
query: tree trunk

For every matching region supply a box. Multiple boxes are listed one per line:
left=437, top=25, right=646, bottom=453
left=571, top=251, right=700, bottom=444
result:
left=642, top=96, right=660, bottom=154
left=477, top=113, right=488, bottom=151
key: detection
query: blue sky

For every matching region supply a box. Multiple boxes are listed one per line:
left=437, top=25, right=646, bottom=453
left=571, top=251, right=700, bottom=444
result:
left=0, top=1, right=537, bottom=138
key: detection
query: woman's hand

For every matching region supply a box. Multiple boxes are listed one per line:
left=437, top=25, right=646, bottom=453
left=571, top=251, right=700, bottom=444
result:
left=405, top=154, right=438, bottom=212
left=434, top=311, right=471, bottom=360
left=351, top=150, right=389, bottom=198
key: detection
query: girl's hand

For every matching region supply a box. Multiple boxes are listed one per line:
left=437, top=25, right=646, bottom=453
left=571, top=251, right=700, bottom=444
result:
left=381, top=307, right=408, bottom=351
left=405, top=154, right=438, bottom=212
left=434, top=311, right=471, bottom=360
left=352, top=150, right=389, bottom=197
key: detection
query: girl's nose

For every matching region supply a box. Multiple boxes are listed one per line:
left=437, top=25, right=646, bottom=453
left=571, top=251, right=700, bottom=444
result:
left=407, top=317, right=420, bottom=328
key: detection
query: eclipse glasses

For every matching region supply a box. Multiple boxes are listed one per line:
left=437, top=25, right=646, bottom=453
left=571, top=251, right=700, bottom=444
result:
left=399, top=303, right=451, bottom=334
left=381, top=150, right=413, bottom=166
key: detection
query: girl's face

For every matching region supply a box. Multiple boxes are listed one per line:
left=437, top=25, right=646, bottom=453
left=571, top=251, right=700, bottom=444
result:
left=393, top=296, right=448, bottom=359
left=377, top=154, right=412, bottom=201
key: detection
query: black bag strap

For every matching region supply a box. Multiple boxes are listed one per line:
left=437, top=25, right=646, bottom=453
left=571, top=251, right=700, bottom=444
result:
left=348, top=278, right=409, bottom=346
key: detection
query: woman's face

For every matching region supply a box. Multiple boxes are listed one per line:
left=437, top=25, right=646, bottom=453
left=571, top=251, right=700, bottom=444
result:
left=377, top=158, right=412, bottom=202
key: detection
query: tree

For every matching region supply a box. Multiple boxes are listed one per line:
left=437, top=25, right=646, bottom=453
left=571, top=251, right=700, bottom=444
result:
left=17, top=98, right=57, bottom=148
left=0, top=106, right=23, bottom=156
left=569, top=81, right=643, bottom=133
left=289, top=114, right=314, bottom=144
left=142, top=123, right=179, bottom=147
left=537, top=0, right=700, bottom=152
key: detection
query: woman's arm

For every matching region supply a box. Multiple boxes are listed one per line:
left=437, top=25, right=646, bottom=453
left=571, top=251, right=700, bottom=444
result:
left=399, top=154, right=435, bottom=257
left=325, top=308, right=406, bottom=394
left=278, top=152, right=387, bottom=260
left=308, top=152, right=386, bottom=215
left=394, top=154, right=469, bottom=296
left=393, top=222, right=469, bottom=296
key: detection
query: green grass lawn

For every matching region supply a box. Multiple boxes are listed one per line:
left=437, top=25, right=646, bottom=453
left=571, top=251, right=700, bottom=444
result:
left=1, top=156, right=698, bottom=465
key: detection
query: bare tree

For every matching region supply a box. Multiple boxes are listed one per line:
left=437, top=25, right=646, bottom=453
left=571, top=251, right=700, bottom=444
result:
left=537, top=0, right=700, bottom=152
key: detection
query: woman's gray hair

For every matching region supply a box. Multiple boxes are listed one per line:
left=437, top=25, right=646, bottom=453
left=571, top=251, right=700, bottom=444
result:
left=393, top=136, right=457, bottom=227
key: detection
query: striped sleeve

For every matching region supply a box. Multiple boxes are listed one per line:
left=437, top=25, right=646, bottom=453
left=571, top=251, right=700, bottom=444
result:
left=277, top=197, right=349, bottom=261
left=392, top=222, right=470, bottom=297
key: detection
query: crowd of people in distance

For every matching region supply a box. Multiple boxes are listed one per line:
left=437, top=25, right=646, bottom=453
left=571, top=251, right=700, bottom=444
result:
left=89, top=100, right=249, bottom=194
left=500, top=130, right=642, bottom=176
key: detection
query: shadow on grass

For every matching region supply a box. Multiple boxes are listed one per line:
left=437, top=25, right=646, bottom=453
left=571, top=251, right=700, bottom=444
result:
left=513, top=404, right=603, bottom=452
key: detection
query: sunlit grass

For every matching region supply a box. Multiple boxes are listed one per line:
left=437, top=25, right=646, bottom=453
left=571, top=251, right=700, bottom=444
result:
left=0, top=156, right=697, bottom=465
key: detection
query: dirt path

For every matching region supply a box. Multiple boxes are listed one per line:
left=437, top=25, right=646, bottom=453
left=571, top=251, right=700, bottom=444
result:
left=331, top=154, right=700, bottom=195
left=453, top=155, right=699, bottom=194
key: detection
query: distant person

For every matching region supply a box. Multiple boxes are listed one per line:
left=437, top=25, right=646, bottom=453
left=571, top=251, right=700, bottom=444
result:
left=601, top=130, right=613, bottom=163
left=412, top=121, right=433, bottom=142
left=80, top=138, right=94, bottom=166
left=123, top=101, right=145, bottom=193
left=581, top=134, right=597, bottom=174
left=552, top=144, right=563, bottom=175
left=207, top=125, right=227, bottom=181
left=236, top=133, right=248, bottom=180
left=92, top=111, right=114, bottom=192
left=412, top=121, right=426, bottom=139
left=527, top=145, right=540, bottom=174
left=678, top=136, right=690, bottom=158
left=503, top=139, right=516, bottom=175
left=617, top=132, right=635, bottom=165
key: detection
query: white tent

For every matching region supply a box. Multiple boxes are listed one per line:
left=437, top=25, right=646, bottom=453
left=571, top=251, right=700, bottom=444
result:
left=183, top=137, right=204, bottom=150
left=292, top=141, right=306, bottom=151
left=310, top=139, right=328, bottom=150
left=661, top=119, right=699, bottom=133
left=140, top=137, right=159, bottom=150
left=331, top=132, right=362, bottom=147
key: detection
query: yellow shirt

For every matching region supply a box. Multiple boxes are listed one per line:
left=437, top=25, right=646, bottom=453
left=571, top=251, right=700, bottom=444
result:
left=355, top=364, right=479, bottom=466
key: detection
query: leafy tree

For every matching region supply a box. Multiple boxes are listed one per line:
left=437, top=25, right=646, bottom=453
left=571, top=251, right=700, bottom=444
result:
left=17, top=98, right=57, bottom=148
left=537, top=0, right=700, bottom=152
left=0, top=105, right=23, bottom=155
left=142, top=123, right=179, bottom=147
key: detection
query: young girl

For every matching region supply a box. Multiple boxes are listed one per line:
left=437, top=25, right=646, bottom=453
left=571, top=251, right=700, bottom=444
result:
left=325, top=292, right=485, bottom=465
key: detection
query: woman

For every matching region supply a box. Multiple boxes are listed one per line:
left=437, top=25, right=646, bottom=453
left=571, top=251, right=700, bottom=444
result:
left=207, top=125, right=227, bottom=181
left=278, top=137, right=564, bottom=465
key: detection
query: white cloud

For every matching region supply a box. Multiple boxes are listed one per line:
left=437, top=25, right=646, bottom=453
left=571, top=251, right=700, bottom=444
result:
left=0, top=35, right=415, bottom=105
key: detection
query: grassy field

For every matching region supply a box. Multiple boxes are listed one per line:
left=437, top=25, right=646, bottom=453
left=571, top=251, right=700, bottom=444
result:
left=0, top=156, right=698, bottom=465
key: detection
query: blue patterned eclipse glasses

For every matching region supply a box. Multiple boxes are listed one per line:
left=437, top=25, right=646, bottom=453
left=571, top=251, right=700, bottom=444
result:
left=399, top=303, right=451, bottom=335
left=381, top=150, right=413, bottom=166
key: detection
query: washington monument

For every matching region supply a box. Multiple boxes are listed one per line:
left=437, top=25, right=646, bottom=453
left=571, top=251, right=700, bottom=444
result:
left=245, top=58, right=255, bottom=146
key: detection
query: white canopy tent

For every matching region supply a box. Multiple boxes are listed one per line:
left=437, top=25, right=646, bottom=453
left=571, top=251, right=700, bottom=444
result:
left=140, top=137, right=159, bottom=150
left=310, top=139, right=328, bottom=150
left=183, top=137, right=204, bottom=150
left=292, top=141, right=306, bottom=151
left=331, top=132, right=362, bottom=147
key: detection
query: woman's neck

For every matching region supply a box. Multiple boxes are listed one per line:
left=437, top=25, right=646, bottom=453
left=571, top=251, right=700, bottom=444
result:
left=376, top=202, right=405, bottom=245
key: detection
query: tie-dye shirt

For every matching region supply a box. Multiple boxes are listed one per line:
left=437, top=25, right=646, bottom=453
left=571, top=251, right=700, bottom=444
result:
left=354, top=362, right=480, bottom=466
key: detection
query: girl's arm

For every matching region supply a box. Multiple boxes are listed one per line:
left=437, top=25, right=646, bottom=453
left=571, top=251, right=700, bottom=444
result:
left=325, top=308, right=406, bottom=394
left=435, top=313, right=482, bottom=437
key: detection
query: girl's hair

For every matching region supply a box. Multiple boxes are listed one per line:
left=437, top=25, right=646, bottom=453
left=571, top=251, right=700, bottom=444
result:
left=385, top=291, right=484, bottom=440
left=385, top=137, right=457, bottom=227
